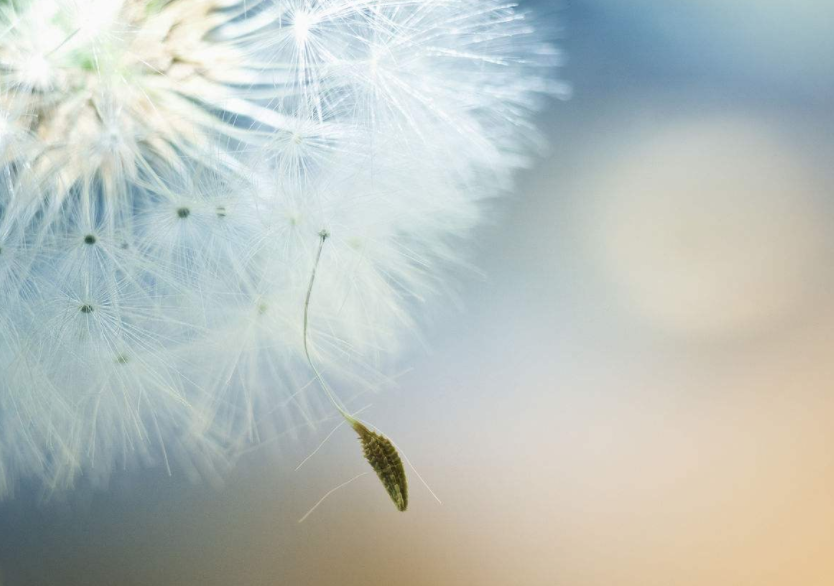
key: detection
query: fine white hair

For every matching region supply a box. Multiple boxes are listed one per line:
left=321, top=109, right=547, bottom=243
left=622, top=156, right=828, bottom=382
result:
left=0, top=0, right=565, bottom=496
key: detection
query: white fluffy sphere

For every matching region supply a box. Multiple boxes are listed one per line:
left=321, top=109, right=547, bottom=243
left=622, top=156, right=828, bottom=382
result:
left=0, top=0, right=562, bottom=496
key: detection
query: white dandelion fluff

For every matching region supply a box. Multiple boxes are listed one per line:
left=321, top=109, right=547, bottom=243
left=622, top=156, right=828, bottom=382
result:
left=0, top=0, right=565, bottom=497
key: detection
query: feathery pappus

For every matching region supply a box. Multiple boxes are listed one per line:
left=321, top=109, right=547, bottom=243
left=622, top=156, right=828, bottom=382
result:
left=0, top=0, right=566, bottom=497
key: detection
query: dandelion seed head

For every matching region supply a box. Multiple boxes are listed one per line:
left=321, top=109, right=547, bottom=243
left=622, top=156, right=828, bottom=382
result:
left=0, top=0, right=256, bottom=205
left=0, top=0, right=564, bottom=498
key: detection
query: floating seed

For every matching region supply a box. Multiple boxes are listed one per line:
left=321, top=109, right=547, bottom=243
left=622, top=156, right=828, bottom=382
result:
left=352, top=420, right=408, bottom=511
left=302, top=229, right=409, bottom=512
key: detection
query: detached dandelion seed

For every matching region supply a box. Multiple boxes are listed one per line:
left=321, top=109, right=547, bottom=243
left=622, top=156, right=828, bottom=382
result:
left=0, top=0, right=564, bottom=498
left=303, top=230, right=408, bottom=511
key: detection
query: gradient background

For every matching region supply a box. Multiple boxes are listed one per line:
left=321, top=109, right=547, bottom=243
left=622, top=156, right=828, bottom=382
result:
left=2, top=1, right=834, bottom=584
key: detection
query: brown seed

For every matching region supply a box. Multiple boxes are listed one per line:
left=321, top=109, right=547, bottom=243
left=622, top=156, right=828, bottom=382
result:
left=351, top=420, right=408, bottom=512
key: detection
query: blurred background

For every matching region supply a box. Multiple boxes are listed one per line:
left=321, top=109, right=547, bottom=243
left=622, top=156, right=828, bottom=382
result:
left=2, top=1, right=834, bottom=584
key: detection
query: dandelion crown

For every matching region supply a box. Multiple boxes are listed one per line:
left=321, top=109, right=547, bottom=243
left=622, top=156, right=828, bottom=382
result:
left=0, top=0, right=564, bottom=499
